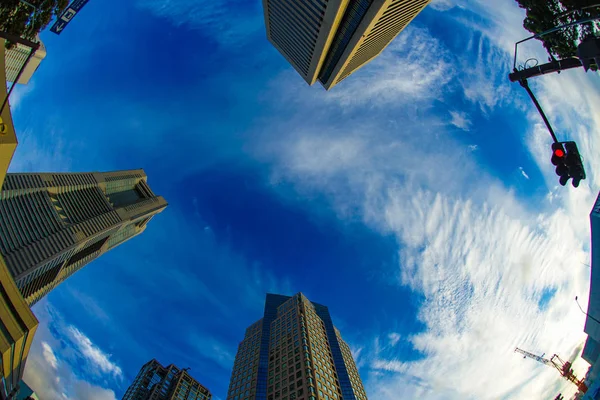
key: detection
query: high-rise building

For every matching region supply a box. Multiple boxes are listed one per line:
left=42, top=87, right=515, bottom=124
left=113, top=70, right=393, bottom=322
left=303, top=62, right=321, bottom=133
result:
left=0, top=170, right=167, bottom=306
left=226, top=293, right=367, bottom=400
left=262, top=0, right=431, bottom=90
left=122, top=359, right=212, bottom=400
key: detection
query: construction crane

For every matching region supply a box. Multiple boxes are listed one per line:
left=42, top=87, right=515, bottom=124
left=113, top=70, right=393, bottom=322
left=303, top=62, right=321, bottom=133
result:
left=514, top=348, right=588, bottom=393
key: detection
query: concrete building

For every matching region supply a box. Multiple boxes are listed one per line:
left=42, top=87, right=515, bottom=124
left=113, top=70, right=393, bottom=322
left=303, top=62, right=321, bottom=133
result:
left=226, top=293, right=367, bottom=400
left=122, top=359, right=211, bottom=400
left=0, top=256, right=38, bottom=400
left=262, top=0, right=431, bottom=90
left=0, top=170, right=167, bottom=306
left=4, top=38, right=46, bottom=85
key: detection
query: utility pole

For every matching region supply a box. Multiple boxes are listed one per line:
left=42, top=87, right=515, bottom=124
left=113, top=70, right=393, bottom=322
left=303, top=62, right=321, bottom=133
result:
left=508, top=15, right=598, bottom=188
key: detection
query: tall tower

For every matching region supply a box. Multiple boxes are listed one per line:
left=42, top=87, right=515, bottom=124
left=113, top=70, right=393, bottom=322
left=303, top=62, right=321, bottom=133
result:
left=122, top=359, right=212, bottom=400
left=226, top=293, right=367, bottom=400
left=0, top=169, right=167, bottom=306
left=262, top=0, right=349, bottom=85
left=262, top=0, right=431, bottom=90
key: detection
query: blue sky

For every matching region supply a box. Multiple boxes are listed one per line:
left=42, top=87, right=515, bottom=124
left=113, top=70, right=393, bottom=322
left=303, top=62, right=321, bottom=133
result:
left=7, top=0, right=600, bottom=399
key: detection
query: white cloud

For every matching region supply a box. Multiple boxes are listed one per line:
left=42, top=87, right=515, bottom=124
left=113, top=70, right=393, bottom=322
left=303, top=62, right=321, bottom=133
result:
left=8, top=126, right=73, bottom=173
left=252, top=2, right=600, bottom=399
left=24, top=302, right=118, bottom=400
left=68, top=326, right=123, bottom=378
left=519, top=167, right=530, bottom=180
left=8, top=81, right=35, bottom=111
left=135, top=0, right=262, bottom=47
left=388, top=333, right=401, bottom=347
left=42, top=342, right=58, bottom=370
left=268, top=26, right=456, bottom=110
left=449, top=111, right=472, bottom=131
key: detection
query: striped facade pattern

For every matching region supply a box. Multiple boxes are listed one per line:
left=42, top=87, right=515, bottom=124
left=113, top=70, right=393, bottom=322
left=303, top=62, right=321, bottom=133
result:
left=266, top=0, right=326, bottom=76
left=330, top=0, right=430, bottom=86
left=4, top=38, right=46, bottom=85
left=0, top=170, right=167, bottom=306
left=263, top=0, right=348, bottom=85
left=263, top=0, right=430, bottom=90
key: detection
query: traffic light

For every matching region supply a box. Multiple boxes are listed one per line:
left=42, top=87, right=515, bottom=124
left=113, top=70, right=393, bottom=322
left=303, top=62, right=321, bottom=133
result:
left=564, top=141, right=586, bottom=188
left=551, top=142, right=569, bottom=186
left=551, top=141, right=586, bottom=187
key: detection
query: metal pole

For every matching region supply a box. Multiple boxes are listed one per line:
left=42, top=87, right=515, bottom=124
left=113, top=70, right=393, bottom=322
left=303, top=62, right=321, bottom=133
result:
left=509, top=58, right=583, bottom=82
left=576, top=296, right=600, bottom=326
left=518, top=79, right=558, bottom=143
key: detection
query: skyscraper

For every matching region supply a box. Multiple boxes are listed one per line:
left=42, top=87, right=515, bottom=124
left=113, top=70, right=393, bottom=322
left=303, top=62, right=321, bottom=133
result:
left=0, top=169, right=167, bottom=306
left=262, top=0, right=431, bottom=90
left=227, top=293, right=367, bottom=400
left=122, top=359, right=212, bottom=400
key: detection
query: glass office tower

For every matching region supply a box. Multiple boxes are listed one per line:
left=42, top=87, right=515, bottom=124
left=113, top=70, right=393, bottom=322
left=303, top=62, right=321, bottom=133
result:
left=227, top=293, right=367, bottom=400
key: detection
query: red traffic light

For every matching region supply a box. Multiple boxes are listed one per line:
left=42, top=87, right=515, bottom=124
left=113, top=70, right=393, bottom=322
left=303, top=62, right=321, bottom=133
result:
left=554, top=148, right=565, bottom=158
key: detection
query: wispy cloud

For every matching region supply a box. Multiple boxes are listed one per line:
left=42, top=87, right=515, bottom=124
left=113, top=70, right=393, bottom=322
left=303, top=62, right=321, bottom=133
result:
left=135, top=0, right=263, bottom=47
left=449, top=111, right=472, bottom=131
left=268, top=26, right=456, bottom=110
left=250, top=3, right=598, bottom=399
left=68, top=326, right=123, bottom=378
left=25, top=302, right=118, bottom=400
left=42, top=342, right=58, bottom=370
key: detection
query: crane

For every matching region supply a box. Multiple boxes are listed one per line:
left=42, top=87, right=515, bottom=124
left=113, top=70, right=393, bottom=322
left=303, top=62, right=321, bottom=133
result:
left=514, top=348, right=588, bottom=393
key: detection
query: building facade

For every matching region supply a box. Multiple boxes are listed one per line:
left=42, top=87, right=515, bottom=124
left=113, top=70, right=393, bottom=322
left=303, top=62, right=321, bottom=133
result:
left=262, top=0, right=431, bottom=90
left=226, top=293, right=367, bottom=400
left=0, top=256, right=37, bottom=400
left=0, top=40, right=18, bottom=191
left=122, top=359, right=211, bottom=400
left=4, top=38, right=46, bottom=85
left=0, top=170, right=167, bottom=306
left=583, top=192, right=600, bottom=384
left=585, top=192, right=600, bottom=340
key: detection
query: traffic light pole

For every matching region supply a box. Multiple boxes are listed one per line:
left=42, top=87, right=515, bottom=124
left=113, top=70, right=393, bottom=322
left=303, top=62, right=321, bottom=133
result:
left=509, top=58, right=583, bottom=82
left=518, top=79, right=558, bottom=143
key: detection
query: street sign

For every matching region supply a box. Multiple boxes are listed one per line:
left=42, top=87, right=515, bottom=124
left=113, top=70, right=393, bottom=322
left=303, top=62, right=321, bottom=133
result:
left=50, top=0, right=90, bottom=35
